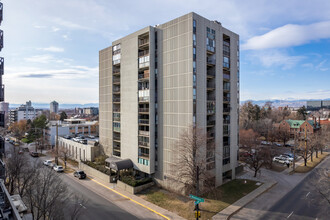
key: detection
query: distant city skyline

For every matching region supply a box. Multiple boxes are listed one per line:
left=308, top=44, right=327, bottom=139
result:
left=3, top=0, right=330, bottom=103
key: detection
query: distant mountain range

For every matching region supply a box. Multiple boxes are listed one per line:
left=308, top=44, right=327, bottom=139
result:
left=9, top=103, right=99, bottom=109
left=241, top=98, right=330, bottom=108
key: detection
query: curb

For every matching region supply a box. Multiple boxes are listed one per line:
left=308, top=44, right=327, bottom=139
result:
left=212, top=181, right=277, bottom=220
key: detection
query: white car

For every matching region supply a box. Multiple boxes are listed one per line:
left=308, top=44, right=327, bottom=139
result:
left=280, top=155, right=293, bottom=162
left=53, top=165, right=64, bottom=172
left=43, top=160, right=52, bottom=166
left=273, top=156, right=290, bottom=164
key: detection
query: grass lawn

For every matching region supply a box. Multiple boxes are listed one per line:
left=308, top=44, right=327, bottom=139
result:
left=294, top=152, right=329, bottom=173
left=21, top=138, right=33, bottom=143
left=139, top=179, right=260, bottom=219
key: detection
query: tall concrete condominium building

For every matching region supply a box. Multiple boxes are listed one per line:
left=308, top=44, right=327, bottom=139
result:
left=99, top=12, right=239, bottom=190
left=0, top=2, right=4, bottom=128
left=50, top=100, right=59, bottom=114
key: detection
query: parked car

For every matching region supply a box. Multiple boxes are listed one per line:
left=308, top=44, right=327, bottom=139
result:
left=18, top=150, right=24, bottom=154
left=5, top=137, right=9, bottom=141
left=281, top=154, right=294, bottom=161
left=273, top=156, right=290, bottom=164
left=53, top=165, right=64, bottom=172
left=261, top=141, right=271, bottom=145
left=274, top=143, right=282, bottom=147
left=74, top=170, right=86, bottom=179
left=30, top=151, right=39, bottom=157
left=9, top=140, right=14, bottom=144
left=79, top=139, right=87, bottom=144
left=43, top=160, right=52, bottom=166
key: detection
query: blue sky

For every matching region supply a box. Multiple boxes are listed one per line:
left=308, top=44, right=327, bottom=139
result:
left=3, top=0, right=330, bottom=104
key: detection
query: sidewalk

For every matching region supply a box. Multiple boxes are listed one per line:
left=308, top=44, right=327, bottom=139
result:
left=61, top=158, right=184, bottom=220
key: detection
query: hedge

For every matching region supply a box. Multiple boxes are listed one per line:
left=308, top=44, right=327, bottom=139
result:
left=121, top=176, right=153, bottom=187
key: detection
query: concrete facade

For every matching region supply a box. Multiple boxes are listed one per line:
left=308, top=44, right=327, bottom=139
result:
left=99, top=12, right=239, bottom=191
left=58, top=137, right=99, bottom=162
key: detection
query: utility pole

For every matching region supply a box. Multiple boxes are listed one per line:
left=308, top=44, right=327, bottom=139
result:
left=55, top=123, right=59, bottom=165
left=293, top=131, right=296, bottom=172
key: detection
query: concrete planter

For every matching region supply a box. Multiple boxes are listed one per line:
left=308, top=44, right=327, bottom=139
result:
left=117, top=180, right=154, bottom=194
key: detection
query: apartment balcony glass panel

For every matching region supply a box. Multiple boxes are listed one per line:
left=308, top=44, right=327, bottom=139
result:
left=139, top=55, right=150, bottom=69
left=223, top=73, right=230, bottom=81
left=223, top=125, right=230, bottom=136
left=139, top=130, right=149, bottom=136
left=113, top=113, right=120, bottom=122
left=138, top=89, right=150, bottom=102
left=207, top=101, right=215, bottom=114
left=113, top=122, right=120, bottom=132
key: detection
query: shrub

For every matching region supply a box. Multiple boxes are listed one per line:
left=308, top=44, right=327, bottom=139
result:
left=121, top=176, right=153, bottom=187
left=94, top=155, right=108, bottom=165
left=83, top=161, right=111, bottom=175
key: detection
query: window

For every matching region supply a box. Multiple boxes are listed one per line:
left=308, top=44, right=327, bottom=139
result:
left=223, top=56, right=230, bottom=68
left=193, top=20, right=196, bottom=33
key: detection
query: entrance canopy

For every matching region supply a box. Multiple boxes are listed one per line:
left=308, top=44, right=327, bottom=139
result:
left=105, top=157, right=133, bottom=171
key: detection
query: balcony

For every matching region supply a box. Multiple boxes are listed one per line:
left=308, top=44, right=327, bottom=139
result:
left=113, top=116, right=120, bottom=122
left=139, top=130, right=149, bottom=136
left=113, top=145, right=121, bottom=152
left=223, top=73, right=230, bottom=81
left=113, top=97, right=120, bottom=103
left=207, top=120, right=215, bottom=127
left=223, top=107, right=230, bottom=114
left=207, top=82, right=215, bottom=90
left=224, top=84, right=230, bottom=91
left=113, top=59, right=121, bottom=66
left=138, top=70, right=150, bottom=81
left=0, top=85, right=3, bottom=102
left=223, top=96, right=230, bottom=102
left=113, top=87, right=120, bottom=94
left=138, top=38, right=149, bottom=48
left=139, top=119, right=149, bottom=125
left=207, top=132, right=215, bottom=139
left=113, top=135, right=120, bottom=142
left=139, top=153, right=150, bottom=159
left=139, top=141, right=150, bottom=148
left=139, top=96, right=150, bottom=103
left=207, top=58, right=216, bottom=66
left=139, top=50, right=149, bottom=57
left=207, top=45, right=215, bottom=53
left=207, top=71, right=215, bottom=79
left=113, top=108, right=120, bottom=113
left=113, top=77, right=120, bottom=84
left=223, top=119, right=230, bottom=124
left=113, top=70, right=120, bottom=76
left=139, top=108, right=149, bottom=114
left=113, top=127, right=120, bottom=133
left=0, top=3, right=3, bottom=25
left=207, top=100, right=215, bottom=114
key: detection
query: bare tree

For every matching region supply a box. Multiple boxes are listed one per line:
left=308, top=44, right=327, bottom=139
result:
left=277, top=127, right=290, bottom=146
left=59, top=146, right=70, bottom=168
left=296, top=135, right=311, bottom=167
left=174, top=126, right=214, bottom=195
left=240, top=129, right=268, bottom=177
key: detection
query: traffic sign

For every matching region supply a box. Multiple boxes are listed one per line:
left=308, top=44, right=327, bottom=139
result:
left=189, top=194, right=205, bottom=203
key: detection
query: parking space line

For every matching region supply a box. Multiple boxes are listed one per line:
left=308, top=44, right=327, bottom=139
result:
left=287, top=211, right=294, bottom=218
left=87, top=176, right=170, bottom=220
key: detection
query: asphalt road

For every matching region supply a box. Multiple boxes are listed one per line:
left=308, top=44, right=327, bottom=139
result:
left=5, top=141, right=139, bottom=220
left=261, top=156, right=330, bottom=220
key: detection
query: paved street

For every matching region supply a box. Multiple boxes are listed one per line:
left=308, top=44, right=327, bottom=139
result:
left=4, top=142, right=140, bottom=220
left=261, top=156, right=330, bottom=220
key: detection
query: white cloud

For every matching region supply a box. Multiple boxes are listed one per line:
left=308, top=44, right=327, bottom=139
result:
left=52, top=27, right=60, bottom=32
left=24, top=54, right=55, bottom=64
left=247, top=50, right=305, bottom=69
left=242, top=21, right=330, bottom=50
left=38, top=46, right=64, bottom=52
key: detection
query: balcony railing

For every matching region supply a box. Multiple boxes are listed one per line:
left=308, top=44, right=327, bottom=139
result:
left=207, top=82, right=215, bottom=88
left=223, top=119, right=230, bottom=124
left=139, top=108, right=149, bottom=113
left=207, top=71, right=215, bottom=77
left=139, top=141, right=150, bottom=147
left=113, top=135, right=120, bottom=141
left=138, top=70, right=150, bottom=80
left=113, top=87, right=120, bottom=93
left=207, top=58, right=216, bottom=65
left=113, top=78, right=120, bottom=84
left=207, top=120, right=215, bottom=126
left=139, top=50, right=149, bottom=57
left=138, top=38, right=149, bottom=47
left=139, top=153, right=150, bottom=158
left=139, top=62, right=150, bottom=69
left=139, top=130, right=149, bottom=136
left=113, top=146, right=121, bottom=151
left=113, top=97, right=120, bottom=102
left=223, top=107, right=230, bottom=113
left=113, top=127, right=120, bottom=132
left=113, top=70, right=120, bottom=75
left=207, top=45, right=215, bottom=53
left=223, top=74, right=230, bottom=80
left=139, top=119, right=149, bottom=124
left=223, top=97, right=230, bottom=102
left=113, top=108, right=120, bottom=112
left=139, top=96, right=150, bottom=102
left=113, top=117, right=120, bottom=122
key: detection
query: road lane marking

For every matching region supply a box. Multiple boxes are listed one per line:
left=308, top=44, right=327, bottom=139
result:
left=306, top=192, right=310, bottom=197
left=87, top=176, right=170, bottom=220
left=79, top=203, right=86, bottom=209
left=287, top=211, right=294, bottom=218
